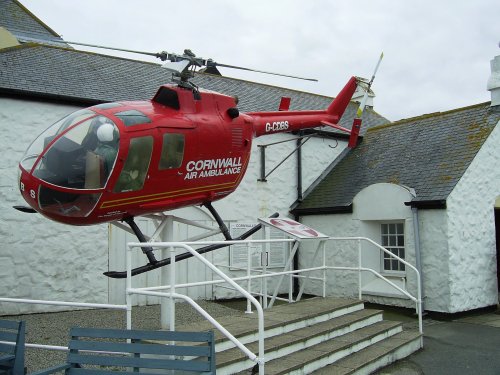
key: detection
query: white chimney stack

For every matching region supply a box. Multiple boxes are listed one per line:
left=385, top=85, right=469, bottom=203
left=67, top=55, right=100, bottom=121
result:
left=487, top=55, right=500, bottom=107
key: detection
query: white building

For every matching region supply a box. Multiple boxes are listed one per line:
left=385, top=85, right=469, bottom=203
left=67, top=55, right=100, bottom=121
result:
left=293, top=62, right=500, bottom=313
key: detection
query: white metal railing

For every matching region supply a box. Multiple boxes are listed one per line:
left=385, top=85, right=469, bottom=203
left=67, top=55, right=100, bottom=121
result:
left=125, top=240, right=286, bottom=375
left=0, top=298, right=127, bottom=352
left=0, top=235, right=422, bottom=375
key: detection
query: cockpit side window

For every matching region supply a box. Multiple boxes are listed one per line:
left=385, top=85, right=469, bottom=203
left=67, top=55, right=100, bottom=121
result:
left=159, top=133, right=185, bottom=170
left=113, top=136, right=153, bottom=193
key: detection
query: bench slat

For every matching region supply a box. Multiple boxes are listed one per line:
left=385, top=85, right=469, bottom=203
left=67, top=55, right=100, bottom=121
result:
left=70, top=327, right=212, bottom=342
left=69, top=339, right=211, bottom=357
left=0, top=331, right=19, bottom=343
left=68, top=368, right=180, bottom=375
left=0, top=353, right=15, bottom=362
left=67, top=353, right=211, bottom=371
left=0, top=320, right=21, bottom=330
left=0, top=342, right=16, bottom=354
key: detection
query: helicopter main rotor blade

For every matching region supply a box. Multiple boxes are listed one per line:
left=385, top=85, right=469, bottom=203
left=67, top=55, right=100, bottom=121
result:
left=18, top=36, right=172, bottom=60
left=20, top=36, right=317, bottom=81
left=214, top=62, right=318, bottom=82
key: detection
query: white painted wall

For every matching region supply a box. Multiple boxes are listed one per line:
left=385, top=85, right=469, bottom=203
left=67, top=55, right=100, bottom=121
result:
left=299, top=184, right=420, bottom=309
left=446, top=119, right=500, bottom=312
left=417, top=209, right=450, bottom=312
left=299, top=183, right=457, bottom=313
left=0, top=98, right=109, bottom=315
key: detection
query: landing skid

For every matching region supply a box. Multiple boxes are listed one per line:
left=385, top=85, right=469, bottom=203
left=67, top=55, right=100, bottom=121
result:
left=104, top=203, right=278, bottom=278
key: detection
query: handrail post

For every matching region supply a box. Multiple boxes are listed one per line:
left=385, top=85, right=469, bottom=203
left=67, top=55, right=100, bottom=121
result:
left=358, top=239, right=362, bottom=300
left=169, top=245, right=176, bottom=332
left=322, top=241, right=326, bottom=298
left=246, top=242, right=253, bottom=314
left=126, top=245, right=132, bottom=330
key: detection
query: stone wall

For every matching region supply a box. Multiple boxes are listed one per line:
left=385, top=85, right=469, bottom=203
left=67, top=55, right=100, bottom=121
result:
left=0, top=98, right=109, bottom=315
left=446, top=119, right=500, bottom=312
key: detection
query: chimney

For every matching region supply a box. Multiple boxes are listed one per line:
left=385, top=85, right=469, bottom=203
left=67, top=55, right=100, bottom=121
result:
left=487, top=54, right=500, bottom=107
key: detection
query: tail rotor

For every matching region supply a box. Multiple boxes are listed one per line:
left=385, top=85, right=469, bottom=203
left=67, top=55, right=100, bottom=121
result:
left=348, top=52, right=384, bottom=148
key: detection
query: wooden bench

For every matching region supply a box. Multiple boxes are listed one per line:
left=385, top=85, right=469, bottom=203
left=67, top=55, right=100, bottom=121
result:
left=0, top=319, right=26, bottom=375
left=32, top=327, right=216, bottom=374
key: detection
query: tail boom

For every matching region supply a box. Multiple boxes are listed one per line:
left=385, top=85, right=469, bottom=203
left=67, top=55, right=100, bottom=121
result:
left=249, top=76, right=358, bottom=137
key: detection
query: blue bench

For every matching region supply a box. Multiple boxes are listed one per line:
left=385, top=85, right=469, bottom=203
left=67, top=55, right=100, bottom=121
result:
left=32, top=327, right=216, bottom=374
left=0, top=319, right=26, bottom=375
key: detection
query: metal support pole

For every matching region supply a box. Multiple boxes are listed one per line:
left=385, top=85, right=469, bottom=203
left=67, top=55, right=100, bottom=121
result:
left=169, top=246, right=176, bottom=332
left=358, top=239, right=362, bottom=300
left=258, top=145, right=266, bottom=182
left=160, top=216, right=174, bottom=329
left=246, top=243, right=253, bottom=314
left=126, top=246, right=132, bottom=330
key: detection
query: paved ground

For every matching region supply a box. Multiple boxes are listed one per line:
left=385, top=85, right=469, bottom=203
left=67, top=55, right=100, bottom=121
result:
left=3, top=300, right=500, bottom=374
left=375, top=308, right=500, bottom=375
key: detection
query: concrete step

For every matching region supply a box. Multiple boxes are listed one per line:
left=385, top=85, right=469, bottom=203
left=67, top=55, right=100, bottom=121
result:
left=311, top=330, right=423, bottom=375
left=231, top=320, right=404, bottom=375
left=175, top=297, right=422, bottom=374
left=216, top=308, right=384, bottom=373
left=177, top=297, right=365, bottom=351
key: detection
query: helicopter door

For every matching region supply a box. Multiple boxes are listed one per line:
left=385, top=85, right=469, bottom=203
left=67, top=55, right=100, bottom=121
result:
left=113, top=136, right=153, bottom=193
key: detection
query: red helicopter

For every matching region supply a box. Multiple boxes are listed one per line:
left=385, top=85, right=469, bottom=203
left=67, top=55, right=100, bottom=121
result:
left=16, top=47, right=381, bottom=277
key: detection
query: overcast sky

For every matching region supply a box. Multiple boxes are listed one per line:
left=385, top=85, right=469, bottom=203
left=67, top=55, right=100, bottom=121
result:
left=21, top=0, right=499, bottom=121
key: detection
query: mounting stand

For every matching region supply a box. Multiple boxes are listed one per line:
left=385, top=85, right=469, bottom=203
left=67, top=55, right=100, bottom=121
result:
left=105, top=205, right=278, bottom=329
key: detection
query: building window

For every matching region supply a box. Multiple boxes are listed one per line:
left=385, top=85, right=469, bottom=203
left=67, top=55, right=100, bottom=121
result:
left=381, top=223, right=405, bottom=272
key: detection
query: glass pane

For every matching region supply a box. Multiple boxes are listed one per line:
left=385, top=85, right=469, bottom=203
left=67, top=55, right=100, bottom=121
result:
left=381, top=234, right=388, bottom=246
left=114, top=137, right=153, bottom=192
left=115, top=110, right=151, bottom=127
left=391, top=259, right=399, bottom=270
left=381, top=224, right=388, bottom=234
left=39, top=186, right=101, bottom=218
left=159, top=133, right=185, bottom=170
left=21, top=109, right=95, bottom=172
left=397, top=223, right=404, bottom=234
left=384, top=259, right=391, bottom=270
left=33, top=116, right=118, bottom=189
left=389, top=236, right=396, bottom=246
left=398, top=235, right=404, bottom=246
left=389, top=223, right=396, bottom=234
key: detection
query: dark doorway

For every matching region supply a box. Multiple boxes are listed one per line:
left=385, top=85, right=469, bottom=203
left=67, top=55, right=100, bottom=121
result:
left=496, top=208, right=500, bottom=294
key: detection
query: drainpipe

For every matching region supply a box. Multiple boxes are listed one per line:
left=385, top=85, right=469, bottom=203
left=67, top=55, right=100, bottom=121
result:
left=293, top=133, right=303, bottom=296
left=296, top=134, right=303, bottom=202
left=411, top=205, right=425, bottom=312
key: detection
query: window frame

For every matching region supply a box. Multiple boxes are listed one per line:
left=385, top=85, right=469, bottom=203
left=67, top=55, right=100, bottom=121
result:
left=380, top=222, right=406, bottom=275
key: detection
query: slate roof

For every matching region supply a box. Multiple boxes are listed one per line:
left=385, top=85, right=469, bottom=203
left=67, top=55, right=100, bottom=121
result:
left=293, top=102, right=500, bottom=214
left=0, top=43, right=388, bottom=133
left=0, top=0, right=65, bottom=45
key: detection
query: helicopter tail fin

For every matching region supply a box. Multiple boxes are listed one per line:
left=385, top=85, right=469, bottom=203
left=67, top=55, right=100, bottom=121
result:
left=326, top=76, right=358, bottom=119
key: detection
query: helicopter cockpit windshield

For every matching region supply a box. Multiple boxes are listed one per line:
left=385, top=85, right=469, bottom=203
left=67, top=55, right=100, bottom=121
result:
left=19, top=110, right=120, bottom=218
left=22, top=110, right=120, bottom=190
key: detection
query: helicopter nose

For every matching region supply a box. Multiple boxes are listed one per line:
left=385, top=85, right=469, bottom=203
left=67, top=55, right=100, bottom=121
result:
left=19, top=168, right=40, bottom=212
